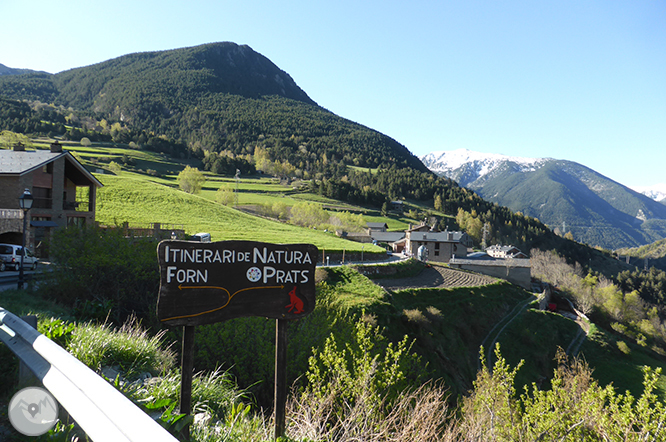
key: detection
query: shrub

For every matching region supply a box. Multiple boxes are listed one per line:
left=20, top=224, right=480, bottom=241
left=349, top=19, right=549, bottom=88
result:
left=304, top=313, right=421, bottom=417
left=216, top=185, right=235, bottom=206
left=43, top=226, right=159, bottom=324
left=108, top=161, right=122, bottom=174
left=178, top=166, right=205, bottom=194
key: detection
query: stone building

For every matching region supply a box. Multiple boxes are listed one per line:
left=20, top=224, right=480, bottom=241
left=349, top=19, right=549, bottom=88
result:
left=0, top=142, right=102, bottom=257
left=404, top=223, right=473, bottom=263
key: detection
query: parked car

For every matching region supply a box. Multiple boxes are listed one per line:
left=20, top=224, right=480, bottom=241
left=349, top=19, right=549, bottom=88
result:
left=0, top=244, right=38, bottom=272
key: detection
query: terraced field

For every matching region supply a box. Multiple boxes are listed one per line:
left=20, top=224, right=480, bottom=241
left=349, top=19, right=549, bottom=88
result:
left=376, top=264, right=497, bottom=290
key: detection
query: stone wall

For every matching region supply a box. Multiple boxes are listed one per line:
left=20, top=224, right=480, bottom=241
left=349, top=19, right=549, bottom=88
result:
left=449, top=259, right=532, bottom=289
left=0, top=209, right=30, bottom=245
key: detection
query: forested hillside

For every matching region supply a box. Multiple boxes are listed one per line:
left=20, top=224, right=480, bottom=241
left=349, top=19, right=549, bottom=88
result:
left=0, top=42, right=632, bottom=274
left=0, top=42, right=427, bottom=174
left=423, top=150, right=666, bottom=249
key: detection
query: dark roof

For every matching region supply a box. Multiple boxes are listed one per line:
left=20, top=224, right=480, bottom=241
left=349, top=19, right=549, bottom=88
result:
left=366, top=222, right=388, bottom=229
left=0, top=150, right=65, bottom=175
left=451, top=257, right=531, bottom=268
left=487, top=244, right=521, bottom=252
left=0, top=149, right=102, bottom=187
left=371, top=232, right=405, bottom=243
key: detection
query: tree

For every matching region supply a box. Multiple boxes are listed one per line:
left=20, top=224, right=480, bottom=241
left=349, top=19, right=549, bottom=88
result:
left=215, top=185, right=235, bottom=206
left=177, top=166, right=205, bottom=194
left=381, top=202, right=389, bottom=216
left=0, top=130, right=32, bottom=149
left=80, top=137, right=91, bottom=147
left=434, top=194, right=443, bottom=211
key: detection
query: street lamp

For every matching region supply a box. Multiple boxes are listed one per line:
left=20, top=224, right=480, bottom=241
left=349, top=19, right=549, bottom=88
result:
left=18, top=188, right=33, bottom=290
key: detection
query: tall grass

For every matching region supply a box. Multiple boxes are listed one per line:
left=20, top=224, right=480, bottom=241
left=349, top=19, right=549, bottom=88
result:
left=67, top=318, right=175, bottom=378
left=287, top=383, right=454, bottom=442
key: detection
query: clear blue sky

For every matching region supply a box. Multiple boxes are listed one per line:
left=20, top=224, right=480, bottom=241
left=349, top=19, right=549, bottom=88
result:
left=2, top=0, right=664, bottom=188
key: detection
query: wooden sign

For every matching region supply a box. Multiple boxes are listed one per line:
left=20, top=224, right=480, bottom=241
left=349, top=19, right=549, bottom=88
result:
left=157, top=240, right=318, bottom=326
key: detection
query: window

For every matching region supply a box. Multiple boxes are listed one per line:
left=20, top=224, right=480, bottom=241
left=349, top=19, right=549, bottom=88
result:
left=67, top=216, right=86, bottom=228
left=32, top=187, right=52, bottom=209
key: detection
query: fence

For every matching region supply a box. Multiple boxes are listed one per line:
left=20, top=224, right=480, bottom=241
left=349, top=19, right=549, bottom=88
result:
left=0, top=307, right=178, bottom=441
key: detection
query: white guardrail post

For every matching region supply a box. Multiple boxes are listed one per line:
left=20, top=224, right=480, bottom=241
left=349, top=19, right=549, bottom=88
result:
left=0, top=307, right=178, bottom=442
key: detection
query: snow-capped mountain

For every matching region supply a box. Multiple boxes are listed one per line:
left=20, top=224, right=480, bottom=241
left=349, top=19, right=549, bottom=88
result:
left=419, top=149, right=666, bottom=250
left=631, top=184, right=666, bottom=204
left=420, top=149, right=549, bottom=187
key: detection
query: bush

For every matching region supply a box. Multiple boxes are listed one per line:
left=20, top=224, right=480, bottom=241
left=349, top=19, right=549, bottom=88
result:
left=108, top=161, right=122, bottom=174
left=178, top=166, right=205, bottom=194
left=43, top=226, right=160, bottom=325
left=216, top=185, right=235, bottom=206
left=304, top=313, right=421, bottom=414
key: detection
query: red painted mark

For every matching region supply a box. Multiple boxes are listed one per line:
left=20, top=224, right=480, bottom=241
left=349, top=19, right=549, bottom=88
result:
left=285, top=286, right=304, bottom=314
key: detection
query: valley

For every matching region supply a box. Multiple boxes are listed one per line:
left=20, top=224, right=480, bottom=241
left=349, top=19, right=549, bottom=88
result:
left=2, top=42, right=666, bottom=440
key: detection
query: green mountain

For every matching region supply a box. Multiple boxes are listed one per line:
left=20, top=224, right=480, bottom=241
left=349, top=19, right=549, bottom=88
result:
left=0, top=42, right=428, bottom=174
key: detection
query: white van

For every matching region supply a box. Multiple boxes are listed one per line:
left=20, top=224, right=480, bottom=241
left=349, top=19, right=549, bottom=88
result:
left=0, top=244, right=38, bottom=272
left=190, top=233, right=211, bottom=243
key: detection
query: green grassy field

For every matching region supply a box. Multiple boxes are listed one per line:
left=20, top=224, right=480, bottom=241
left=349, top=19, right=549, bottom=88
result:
left=32, top=139, right=444, bottom=238
left=95, top=174, right=383, bottom=253
left=491, top=308, right=666, bottom=399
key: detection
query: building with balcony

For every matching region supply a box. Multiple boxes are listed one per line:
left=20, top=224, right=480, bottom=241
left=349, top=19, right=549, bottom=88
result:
left=0, top=142, right=102, bottom=257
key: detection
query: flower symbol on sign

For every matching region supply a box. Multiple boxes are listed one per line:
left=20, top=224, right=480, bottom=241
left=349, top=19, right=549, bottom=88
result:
left=246, top=267, right=262, bottom=282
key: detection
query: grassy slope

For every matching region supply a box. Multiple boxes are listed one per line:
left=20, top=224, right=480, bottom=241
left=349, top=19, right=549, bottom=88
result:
left=578, top=324, right=666, bottom=398
left=95, top=174, right=383, bottom=252
left=388, top=283, right=535, bottom=393
left=328, top=265, right=666, bottom=399
left=55, top=140, right=437, bottom=236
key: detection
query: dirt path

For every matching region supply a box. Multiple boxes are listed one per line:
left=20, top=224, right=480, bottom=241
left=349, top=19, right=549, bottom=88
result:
left=376, top=265, right=497, bottom=290
left=481, top=296, right=535, bottom=369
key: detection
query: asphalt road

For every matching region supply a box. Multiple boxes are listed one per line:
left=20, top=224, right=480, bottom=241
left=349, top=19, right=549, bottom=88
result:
left=0, top=269, right=38, bottom=291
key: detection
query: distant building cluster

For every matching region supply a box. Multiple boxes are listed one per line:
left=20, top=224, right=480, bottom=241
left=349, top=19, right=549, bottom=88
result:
left=343, top=221, right=532, bottom=289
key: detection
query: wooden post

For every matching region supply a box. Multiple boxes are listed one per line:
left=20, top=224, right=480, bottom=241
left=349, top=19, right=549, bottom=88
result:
left=274, top=319, right=288, bottom=439
left=180, top=325, right=195, bottom=440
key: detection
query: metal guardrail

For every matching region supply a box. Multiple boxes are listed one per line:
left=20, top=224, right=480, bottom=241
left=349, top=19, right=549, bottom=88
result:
left=0, top=308, right=178, bottom=442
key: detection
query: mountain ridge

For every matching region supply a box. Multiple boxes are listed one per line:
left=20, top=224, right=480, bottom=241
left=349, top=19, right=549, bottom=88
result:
left=631, top=184, right=666, bottom=204
left=421, top=149, right=666, bottom=249
left=0, top=42, right=428, bottom=175
left=0, top=63, right=45, bottom=76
